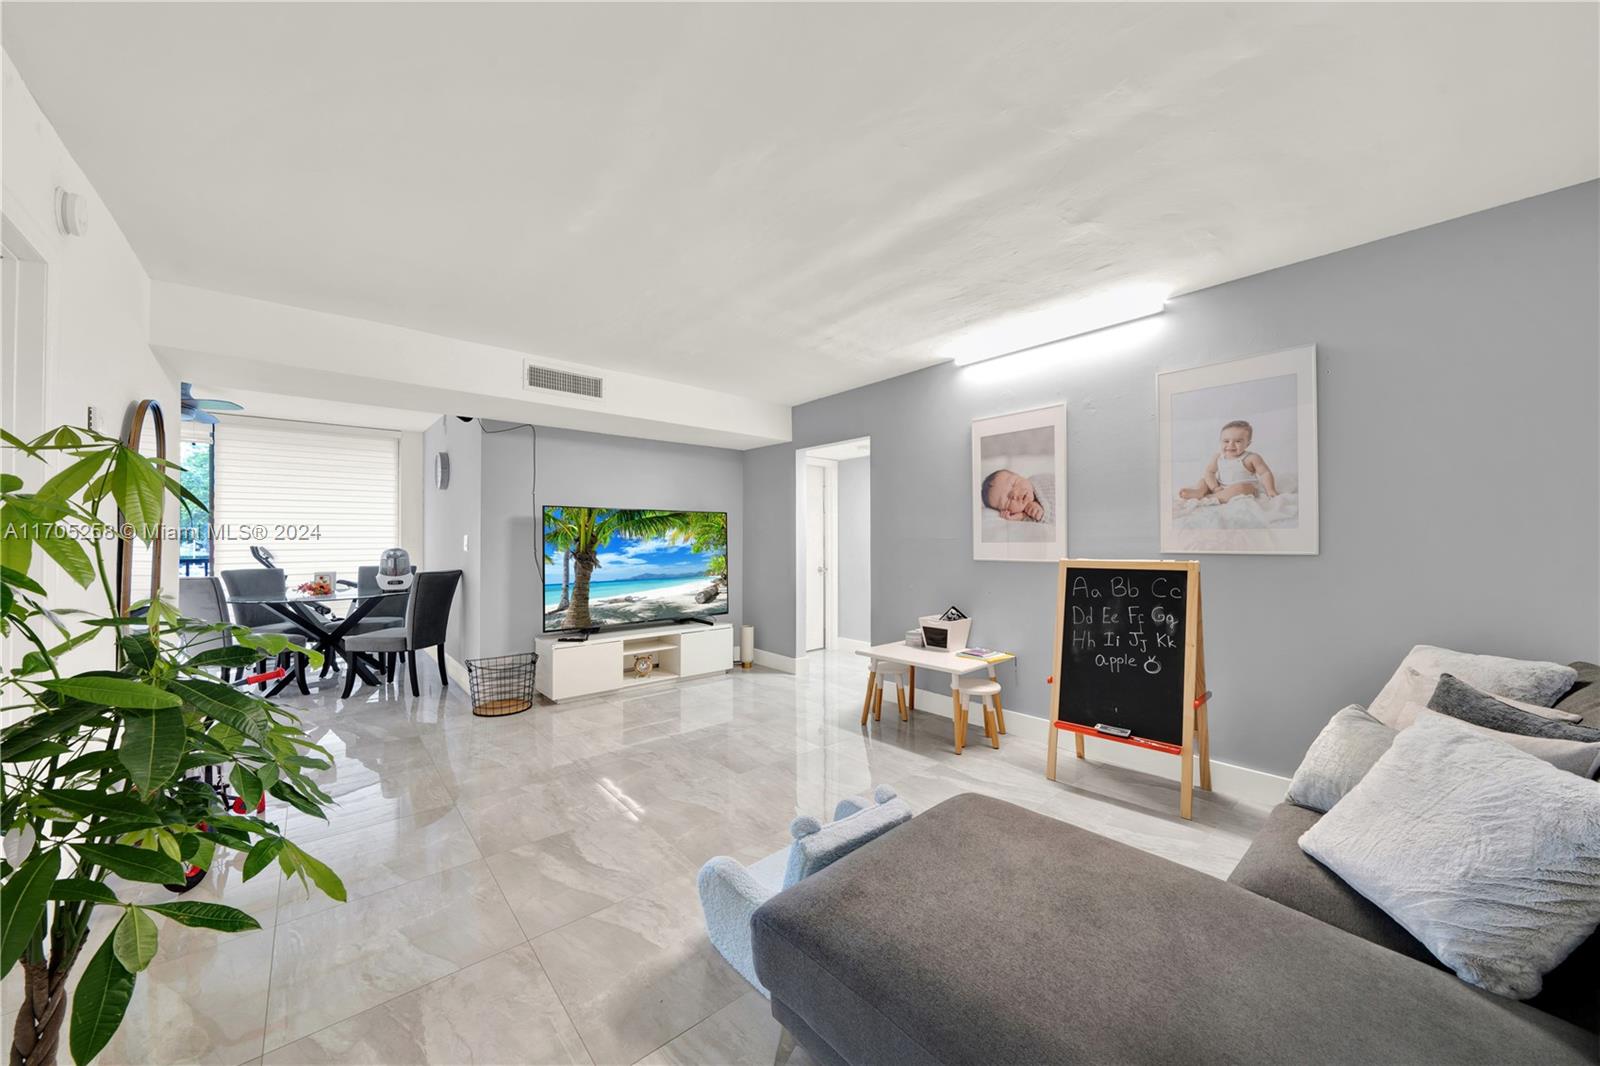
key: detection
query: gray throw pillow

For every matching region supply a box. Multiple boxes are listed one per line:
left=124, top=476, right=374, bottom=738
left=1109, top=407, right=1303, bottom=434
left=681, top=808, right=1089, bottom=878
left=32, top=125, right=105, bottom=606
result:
left=1286, top=705, right=1395, bottom=813
left=1367, top=645, right=1577, bottom=728
left=1429, top=674, right=1600, bottom=743
left=1300, top=714, right=1600, bottom=1000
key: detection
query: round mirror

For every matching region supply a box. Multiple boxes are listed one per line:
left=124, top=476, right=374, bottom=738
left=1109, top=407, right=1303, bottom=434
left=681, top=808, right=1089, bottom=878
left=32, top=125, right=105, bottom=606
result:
left=116, top=399, right=168, bottom=617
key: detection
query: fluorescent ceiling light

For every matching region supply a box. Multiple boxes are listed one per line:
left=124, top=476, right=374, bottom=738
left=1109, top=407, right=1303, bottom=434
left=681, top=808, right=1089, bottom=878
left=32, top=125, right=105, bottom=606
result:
left=944, top=284, right=1169, bottom=366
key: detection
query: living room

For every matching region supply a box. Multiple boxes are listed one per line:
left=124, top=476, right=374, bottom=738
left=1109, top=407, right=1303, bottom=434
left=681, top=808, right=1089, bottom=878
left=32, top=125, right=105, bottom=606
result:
left=1, top=4, right=1596, bottom=1066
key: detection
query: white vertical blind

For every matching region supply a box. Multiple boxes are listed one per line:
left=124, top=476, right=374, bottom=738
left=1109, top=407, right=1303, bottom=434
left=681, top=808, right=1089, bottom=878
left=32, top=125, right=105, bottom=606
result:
left=212, top=419, right=399, bottom=584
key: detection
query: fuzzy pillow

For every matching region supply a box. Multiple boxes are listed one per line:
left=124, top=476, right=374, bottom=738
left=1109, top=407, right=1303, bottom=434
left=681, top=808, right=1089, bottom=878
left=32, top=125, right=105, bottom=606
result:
left=1405, top=707, right=1600, bottom=779
left=1368, top=646, right=1576, bottom=729
left=1429, top=674, right=1600, bottom=743
left=1300, top=714, right=1600, bottom=999
left=1286, top=705, right=1396, bottom=813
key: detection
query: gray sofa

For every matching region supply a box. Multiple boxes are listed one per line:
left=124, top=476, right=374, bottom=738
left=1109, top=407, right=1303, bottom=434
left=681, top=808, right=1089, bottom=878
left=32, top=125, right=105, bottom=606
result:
left=751, top=663, right=1600, bottom=1065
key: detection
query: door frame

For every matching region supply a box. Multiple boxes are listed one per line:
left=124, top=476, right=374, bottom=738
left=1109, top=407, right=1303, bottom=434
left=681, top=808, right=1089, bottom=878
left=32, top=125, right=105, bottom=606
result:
left=803, top=457, right=840, bottom=651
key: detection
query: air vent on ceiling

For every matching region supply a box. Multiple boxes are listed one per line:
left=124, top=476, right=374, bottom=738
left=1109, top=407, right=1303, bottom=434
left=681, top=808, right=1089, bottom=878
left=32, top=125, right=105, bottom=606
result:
left=524, top=361, right=604, bottom=400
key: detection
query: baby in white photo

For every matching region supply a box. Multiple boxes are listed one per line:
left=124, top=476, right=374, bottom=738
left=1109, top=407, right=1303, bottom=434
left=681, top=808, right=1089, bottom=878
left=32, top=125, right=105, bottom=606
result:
left=981, top=468, right=1056, bottom=523
left=1178, top=420, right=1278, bottom=505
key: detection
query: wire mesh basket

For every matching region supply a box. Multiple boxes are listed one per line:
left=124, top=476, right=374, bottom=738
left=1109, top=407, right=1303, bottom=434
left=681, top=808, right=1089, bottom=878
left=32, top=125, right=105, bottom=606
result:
left=466, top=652, right=536, bottom=717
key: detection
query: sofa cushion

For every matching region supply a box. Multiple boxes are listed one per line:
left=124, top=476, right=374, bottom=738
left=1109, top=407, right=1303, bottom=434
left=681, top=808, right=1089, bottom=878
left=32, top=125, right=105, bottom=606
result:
left=1284, top=705, right=1395, bottom=813
left=1368, top=645, right=1576, bottom=728
left=1229, top=802, right=1439, bottom=967
left=1300, top=715, right=1600, bottom=1001
left=1430, top=674, right=1600, bottom=743
left=1556, top=661, right=1600, bottom=729
left=752, top=793, right=1595, bottom=1066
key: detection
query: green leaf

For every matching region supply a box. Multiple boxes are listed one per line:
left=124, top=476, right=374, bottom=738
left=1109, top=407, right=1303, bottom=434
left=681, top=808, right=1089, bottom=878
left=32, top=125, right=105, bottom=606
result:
left=143, top=901, right=260, bottom=933
left=1, top=740, right=71, bottom=763
left=229, top=765, right=263, bottom=811
left=117, top=634, right=158, bottom=673
left=1, top=847, right=60, bottom=977
left=109, top=448, right=166, bottom=543
left=0, top=472, right=21, bottom=492
left=18, top=627, right=103, bottom=675
left=268, top=780, right=326, bottom=820
left=118, top=707, right=185, bottom=792
left=49, top=878, right=119, bottom=904
left=0, top=565, right=46, bottom=596
left=73, top=843, right=186, bottom=885
left=69, top=930, right=136, bottom=1066
left=112, top=907, right=159, bottom=972
left=55, top=750, right=126, bottom=780
left=33, top=452, right=108, bottom=505
left=0, top=504, right=34, bottom=575
left=282, top=842, right=345, bottom=902
left=0, top=704, right=109, bottom=751
left=241, top=837, right=285, bottom=881
left=183, top=645, right=260, bottom=669
left=39, top=676, right=181, bottom=710
left=37, top=790, right=162, bottom=825
left=164, top=678, right=268, bottom=743
left=31, top=523, right=95, bottom=588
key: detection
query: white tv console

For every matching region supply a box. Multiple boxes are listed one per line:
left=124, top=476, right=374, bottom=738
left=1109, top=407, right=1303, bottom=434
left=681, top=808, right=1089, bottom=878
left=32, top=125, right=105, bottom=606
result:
left=534, top=622, right=734, bottom=701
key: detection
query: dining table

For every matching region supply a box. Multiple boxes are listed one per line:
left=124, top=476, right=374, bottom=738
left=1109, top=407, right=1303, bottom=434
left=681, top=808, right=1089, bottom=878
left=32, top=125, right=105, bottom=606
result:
left=225, top=587, right=407, bottom=697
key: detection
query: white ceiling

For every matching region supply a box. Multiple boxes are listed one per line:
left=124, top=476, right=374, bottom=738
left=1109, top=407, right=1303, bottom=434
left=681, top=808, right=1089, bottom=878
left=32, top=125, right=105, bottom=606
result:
left=5, top=3, right=1596, bottom=407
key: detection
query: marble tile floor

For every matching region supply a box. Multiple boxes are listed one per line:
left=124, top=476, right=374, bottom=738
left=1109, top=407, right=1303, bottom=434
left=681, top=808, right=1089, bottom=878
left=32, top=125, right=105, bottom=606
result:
left=32, top=649, right=1268, bottom=1065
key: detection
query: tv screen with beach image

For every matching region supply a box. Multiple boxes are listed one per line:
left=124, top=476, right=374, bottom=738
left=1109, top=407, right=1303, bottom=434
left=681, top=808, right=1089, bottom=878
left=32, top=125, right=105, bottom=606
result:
left=542, top=506, right=729, bottom=631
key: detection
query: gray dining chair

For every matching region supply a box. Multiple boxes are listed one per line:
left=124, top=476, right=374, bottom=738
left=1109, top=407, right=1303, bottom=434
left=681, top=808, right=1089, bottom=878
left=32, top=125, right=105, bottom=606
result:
left=342, top=569, right=462, bottom=699
left=346, top=564, right=413, bottom=631
left=220, top=567, right=315, bottom=686
left=178, top=576, right=236, bottom=681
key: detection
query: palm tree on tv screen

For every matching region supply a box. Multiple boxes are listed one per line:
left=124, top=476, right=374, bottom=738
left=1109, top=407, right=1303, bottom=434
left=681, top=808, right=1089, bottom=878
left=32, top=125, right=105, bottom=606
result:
left=566, top=508, right=687, bottom=629
left=544, top=510, right=579, bottom=610
left=669, top=511, right=728, bottom=584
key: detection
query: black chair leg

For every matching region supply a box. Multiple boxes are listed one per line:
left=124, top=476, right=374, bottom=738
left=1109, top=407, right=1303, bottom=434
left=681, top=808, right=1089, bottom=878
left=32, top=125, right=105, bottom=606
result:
left=386, top=653, right=395, bottom=683
left=295, top=652, right=310, bottom=695
left=408, top=649, right=420, bottom=698
left=342, top=650, right=358, bottom=699
left=257, top=659, right=268, bottom=691
left=437, top=646, right=447, bottom=687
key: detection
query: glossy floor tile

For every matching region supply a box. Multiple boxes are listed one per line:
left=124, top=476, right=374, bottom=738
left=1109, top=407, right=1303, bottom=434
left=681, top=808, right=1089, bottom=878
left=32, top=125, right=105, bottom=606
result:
left=55, top=649, right=1263, bottom=1064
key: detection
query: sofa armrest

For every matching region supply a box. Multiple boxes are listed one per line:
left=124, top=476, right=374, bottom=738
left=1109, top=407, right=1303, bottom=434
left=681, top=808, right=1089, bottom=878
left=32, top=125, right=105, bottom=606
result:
left=698, top=856, right=776, bottom=995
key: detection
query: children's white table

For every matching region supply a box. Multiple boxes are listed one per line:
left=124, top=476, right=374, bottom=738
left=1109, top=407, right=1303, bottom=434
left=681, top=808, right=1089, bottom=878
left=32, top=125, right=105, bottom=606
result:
left=855, top=642, right=1016, bottom=754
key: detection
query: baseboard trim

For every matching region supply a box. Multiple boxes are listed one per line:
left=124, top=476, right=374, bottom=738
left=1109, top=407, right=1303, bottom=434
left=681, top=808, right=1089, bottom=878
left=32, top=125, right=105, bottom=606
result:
left=830, top=637, right=869, bottom=654
left=753, top=648, right=810, bottom=675
left=444, top=653, right=471, bottom=688
left=908, top=686, right=1288, bottom=809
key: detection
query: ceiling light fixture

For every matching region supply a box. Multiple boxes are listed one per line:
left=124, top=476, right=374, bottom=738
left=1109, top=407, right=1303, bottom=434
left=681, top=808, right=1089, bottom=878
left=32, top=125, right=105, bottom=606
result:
left=944, top=284, right=1170, bottom=367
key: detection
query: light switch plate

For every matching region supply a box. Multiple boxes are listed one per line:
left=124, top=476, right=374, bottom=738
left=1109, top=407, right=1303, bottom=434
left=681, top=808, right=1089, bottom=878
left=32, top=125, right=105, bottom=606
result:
left=462, top=534, right=469, bottom=552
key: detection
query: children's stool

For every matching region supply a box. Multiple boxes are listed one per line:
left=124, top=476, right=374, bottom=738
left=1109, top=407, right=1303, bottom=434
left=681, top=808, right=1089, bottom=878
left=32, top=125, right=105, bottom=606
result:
left=862, top=660, right=910, bottom=725
left=954, top=675, right=1004, bottom=751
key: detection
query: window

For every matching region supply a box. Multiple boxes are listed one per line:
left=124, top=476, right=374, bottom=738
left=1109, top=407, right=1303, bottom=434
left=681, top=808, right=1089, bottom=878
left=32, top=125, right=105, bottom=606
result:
left=178, top=421, right=215, bottom=575
left=212, top=418, right=400, bottom=584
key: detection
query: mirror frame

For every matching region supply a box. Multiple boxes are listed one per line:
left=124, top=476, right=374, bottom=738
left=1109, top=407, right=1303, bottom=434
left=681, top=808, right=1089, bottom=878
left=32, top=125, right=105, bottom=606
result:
left=116, top=399, right=168, bottom=616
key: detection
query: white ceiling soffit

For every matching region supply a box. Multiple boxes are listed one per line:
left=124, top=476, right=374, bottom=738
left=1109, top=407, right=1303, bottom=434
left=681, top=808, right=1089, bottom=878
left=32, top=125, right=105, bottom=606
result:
left=6, top=3, right=1597, bottom=406
left=184, top=388, right=442, bottom=434
left=806, top=438, right=872, bottom=462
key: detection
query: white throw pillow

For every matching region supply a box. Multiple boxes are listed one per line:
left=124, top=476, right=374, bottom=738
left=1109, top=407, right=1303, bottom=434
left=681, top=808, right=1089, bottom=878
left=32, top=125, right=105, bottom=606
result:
left=1405, top=706, right=1600, bottom=778
left=1368, top=646, right=1576, bottom=728
left=1300, top=714, right=1600, bottom=999
left=1387, top=667, right=1583, bottom=729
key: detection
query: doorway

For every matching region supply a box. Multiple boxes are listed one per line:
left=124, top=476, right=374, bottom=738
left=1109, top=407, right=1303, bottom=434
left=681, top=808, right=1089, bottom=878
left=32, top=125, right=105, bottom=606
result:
left=801, top=437, right=870, bottom=654
left=2, top=223, right=50, bottom=676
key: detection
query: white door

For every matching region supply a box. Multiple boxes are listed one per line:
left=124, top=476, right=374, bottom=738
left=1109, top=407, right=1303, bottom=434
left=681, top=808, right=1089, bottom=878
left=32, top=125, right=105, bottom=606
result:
left=2, top=237, right=49, bottom=676
left=804, top=463, right=827, bottom=651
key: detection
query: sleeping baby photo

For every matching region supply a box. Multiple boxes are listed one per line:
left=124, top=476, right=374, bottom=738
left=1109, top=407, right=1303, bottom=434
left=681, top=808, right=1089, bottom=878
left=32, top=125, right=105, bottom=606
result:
left=971, top=405, right=1067, bottom=562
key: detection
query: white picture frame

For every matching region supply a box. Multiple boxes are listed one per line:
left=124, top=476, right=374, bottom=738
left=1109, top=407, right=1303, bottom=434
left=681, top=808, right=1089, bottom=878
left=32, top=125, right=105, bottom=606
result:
left=1159, top=345, right=1319, bottom=555
left=971, top=403, right=1067, bottom=562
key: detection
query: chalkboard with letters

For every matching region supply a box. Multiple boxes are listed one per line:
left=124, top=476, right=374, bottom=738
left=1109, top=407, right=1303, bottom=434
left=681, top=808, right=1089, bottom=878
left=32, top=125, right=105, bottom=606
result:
left=1053, top=560, right=1200, bottom=747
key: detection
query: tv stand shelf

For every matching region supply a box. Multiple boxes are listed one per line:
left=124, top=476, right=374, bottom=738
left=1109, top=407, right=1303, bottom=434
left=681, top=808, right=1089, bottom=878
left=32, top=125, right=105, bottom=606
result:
left=534, top=622, right=733, bottom=702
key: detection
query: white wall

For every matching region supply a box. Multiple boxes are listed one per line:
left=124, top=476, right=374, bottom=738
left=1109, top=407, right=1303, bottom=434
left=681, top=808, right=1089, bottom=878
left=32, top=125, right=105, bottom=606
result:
left=422, top=417, right=482, bottom=665
left=2, top=51, right=176, bottom=669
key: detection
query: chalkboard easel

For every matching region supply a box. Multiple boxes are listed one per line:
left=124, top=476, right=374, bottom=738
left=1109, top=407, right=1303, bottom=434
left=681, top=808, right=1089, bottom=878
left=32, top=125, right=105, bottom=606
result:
left=1047, top=559, right=1212, bottom=819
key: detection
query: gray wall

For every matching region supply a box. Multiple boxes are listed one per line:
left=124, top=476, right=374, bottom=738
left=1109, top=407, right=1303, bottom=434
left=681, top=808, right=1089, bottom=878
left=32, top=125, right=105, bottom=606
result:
left=474, top=424, right=745, bottom=656
left=836, top=457, right=871, bottom=642
left=742, top=182, right=1600, bottom=777
left=422, top=416, right=482, bottom=664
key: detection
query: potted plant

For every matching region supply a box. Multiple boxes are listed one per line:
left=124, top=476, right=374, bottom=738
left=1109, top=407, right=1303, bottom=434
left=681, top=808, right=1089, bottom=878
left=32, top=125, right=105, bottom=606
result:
left=0, top=425, right=345, bottom=1066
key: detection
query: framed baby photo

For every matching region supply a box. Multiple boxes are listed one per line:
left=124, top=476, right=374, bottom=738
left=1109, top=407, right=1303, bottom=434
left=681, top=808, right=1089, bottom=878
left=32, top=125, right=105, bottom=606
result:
left=971, top=403, right=1067, bottom=562
left=1159, top=345, right=1318, bottom=555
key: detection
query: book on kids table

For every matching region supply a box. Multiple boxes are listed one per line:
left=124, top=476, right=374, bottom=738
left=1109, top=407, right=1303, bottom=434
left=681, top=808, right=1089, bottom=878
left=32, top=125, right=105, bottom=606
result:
left=957, top=647, right=1009, bottom=662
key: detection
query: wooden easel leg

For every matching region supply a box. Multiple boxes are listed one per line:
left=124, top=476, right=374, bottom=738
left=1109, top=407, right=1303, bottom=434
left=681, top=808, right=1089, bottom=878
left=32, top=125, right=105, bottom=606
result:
left=1046, top=726, right=1059, bottom=780
left=1180, top=708, right=1196, bottom=820
left=1074, top=733, right=1085, bottom=759
left=860, top=671, right=876, bottom=726
left=1198, top=702, right=1212, bottom=791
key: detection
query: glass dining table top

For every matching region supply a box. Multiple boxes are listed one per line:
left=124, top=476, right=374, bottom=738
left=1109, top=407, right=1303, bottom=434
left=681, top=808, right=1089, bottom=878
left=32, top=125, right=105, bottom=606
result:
left=225, top=589, right=407, bottom=605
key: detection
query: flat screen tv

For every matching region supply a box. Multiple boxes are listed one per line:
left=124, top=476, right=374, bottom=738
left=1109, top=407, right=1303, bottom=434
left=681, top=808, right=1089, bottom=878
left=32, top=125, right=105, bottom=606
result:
left=542, top=506, right=729, bottom=632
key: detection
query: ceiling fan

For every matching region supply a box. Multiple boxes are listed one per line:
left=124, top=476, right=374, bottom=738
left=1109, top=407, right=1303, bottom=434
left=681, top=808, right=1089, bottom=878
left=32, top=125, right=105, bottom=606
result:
left=179, top=382, right=243, bottom=424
